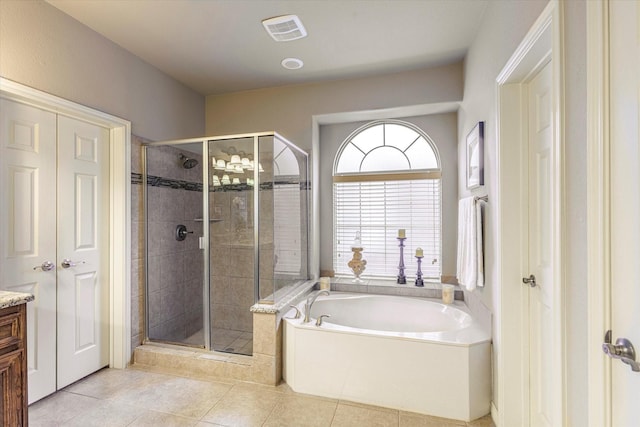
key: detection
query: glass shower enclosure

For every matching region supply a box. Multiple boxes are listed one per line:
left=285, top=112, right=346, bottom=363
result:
left=142, top=132, right=309, bottom=355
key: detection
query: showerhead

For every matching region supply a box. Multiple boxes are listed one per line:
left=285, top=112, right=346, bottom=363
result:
left=179, top=153, right=199, bottom=169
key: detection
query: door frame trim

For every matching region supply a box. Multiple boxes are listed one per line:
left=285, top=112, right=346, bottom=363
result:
left=495, top=1, right=566, bottom=425
left=0, top=77, right=131, bottom=370
left=586, top=1, right=611, bottom=426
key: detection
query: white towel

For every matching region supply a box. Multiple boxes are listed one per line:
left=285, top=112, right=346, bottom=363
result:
left=456, top=197, right=485, bottom=291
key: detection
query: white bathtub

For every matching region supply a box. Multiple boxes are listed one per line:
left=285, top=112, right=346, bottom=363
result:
left=283, top=292, right=491, bottom=422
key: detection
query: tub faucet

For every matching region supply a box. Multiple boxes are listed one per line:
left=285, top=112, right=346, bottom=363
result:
left=304, top=290, right=330, bottom=323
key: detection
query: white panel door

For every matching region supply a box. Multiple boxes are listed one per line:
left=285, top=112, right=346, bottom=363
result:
left=1, top=100, right=110, bottom=402
left=527, top=60, right=554, bottom=427
left=609, top=1, right=640, bottom=424
left=56, top=115, right=109, bottom=388
left=0, top=99, right=58, bottom=403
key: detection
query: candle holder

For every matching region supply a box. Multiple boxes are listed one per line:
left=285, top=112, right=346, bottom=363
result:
left=415, top=255, right=424, bottom=287
left=348, top=247, right=367, bottom=283
left=397, top=237, right=407, bottom=284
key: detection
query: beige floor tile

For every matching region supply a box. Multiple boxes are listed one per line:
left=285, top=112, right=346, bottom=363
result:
left=30, top=365, right=479, bottom=427
left=59, top=400, right=141, bottom=426
left=399, top=411, right=466, bottom=427
left=338, top=399, right=399, bottom=415
left=201, top=383, right=283, bottom=426
left=331, top=403, right=399, bottom=426
left=29, top=391, right=101, bottom=425
left=112, top=375, right=231, bottom=419
left=63, top=367, right=171, bottom=400
left=263, top=394, right=338, bottom=427
left=129, top=410, right=200, bottom=426
left=466, top=414, right=495, bottom=427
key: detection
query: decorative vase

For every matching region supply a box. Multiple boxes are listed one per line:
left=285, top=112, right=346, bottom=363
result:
left=348, top=247, right=367, bottom=283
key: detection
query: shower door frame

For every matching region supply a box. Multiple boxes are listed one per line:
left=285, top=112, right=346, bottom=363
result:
left=143, top=131, right=308, bottom=352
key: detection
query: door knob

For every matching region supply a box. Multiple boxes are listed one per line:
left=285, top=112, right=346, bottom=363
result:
left=61, top=259, right=85, bottom=269
left=603, top=330, right=640, bottom=372
left=522, top=274, right=537, bottom=287
left=33, top=261, right=55, bottom=271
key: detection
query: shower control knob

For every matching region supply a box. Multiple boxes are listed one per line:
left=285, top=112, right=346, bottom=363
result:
left=176, top=224, right=193, bottom=241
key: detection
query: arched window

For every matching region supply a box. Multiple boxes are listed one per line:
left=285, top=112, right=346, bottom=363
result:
left=333, top=120, right=442, bottom=279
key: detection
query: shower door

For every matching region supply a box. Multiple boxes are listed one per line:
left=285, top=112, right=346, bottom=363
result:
left=208, top=137, right=256, bottom=355
left=144, top=143, right=206, bottom=346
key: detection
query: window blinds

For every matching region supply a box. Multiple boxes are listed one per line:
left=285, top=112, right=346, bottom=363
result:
left=333, top=179, right=441, bottom=279
left=273, top=183, right=302, bottom=274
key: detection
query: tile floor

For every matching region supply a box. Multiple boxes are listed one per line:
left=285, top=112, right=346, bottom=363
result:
left=28, top=367, right=495, bottom=427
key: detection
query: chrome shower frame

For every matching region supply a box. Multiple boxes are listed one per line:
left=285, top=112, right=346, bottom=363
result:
left=142, top=131, right=309, bottom=352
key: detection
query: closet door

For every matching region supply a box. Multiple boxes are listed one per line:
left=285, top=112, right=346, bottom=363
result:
left=1, top=101, right=110, bottom=401
left=56, top=115, right=109, bottom=389
left=0, top=99, right=58, bottom=403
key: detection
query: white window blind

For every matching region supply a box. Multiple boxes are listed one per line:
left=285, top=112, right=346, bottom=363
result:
left=333, top=178, right=441, bottom=279
left=273, top=183, right=302, bottom=274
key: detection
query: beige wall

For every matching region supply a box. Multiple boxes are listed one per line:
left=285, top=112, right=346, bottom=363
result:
left=205, top=62, right=463, bottom=150
left=0, top=0, right=204, bottom=141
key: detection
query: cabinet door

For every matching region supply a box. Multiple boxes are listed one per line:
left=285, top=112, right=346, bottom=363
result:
left=0, top=349, right=26, bottom=427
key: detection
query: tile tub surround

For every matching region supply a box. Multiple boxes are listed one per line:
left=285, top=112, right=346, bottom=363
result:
left=329, top=277, right=465, bottom=301
left=0, top=290, right=34, bottom=308
left=29, top=367, right=496, bottom=426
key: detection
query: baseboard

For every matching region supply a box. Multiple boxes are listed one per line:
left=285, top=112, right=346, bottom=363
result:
left=491, top=402, right=499, bottom=426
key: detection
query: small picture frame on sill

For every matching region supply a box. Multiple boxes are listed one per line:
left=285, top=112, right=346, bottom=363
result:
left=466, top=121, right=484, bottom=189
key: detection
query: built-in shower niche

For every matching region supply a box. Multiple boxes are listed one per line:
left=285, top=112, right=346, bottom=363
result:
left=143, top=132, right=309, bottom=359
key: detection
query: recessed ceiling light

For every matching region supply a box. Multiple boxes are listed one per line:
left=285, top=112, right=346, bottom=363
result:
left=281, top=57, right=304, bottom=70
left=262, top=15, right=307, bottom=42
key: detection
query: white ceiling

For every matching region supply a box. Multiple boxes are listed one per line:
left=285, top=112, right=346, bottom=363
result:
left=46, top=0, right=488, bottom=96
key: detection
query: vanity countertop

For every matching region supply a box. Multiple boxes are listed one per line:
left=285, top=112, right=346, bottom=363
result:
left=0, top=291, right=34, bottom=309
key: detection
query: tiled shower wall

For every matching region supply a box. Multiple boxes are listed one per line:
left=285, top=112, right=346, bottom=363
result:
left=209, top=190, right=257, bottom=335
left=130, top=137, right=205, bottom=352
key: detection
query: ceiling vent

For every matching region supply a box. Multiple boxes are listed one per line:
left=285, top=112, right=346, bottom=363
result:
left=262, top=15, right=307, bottom=42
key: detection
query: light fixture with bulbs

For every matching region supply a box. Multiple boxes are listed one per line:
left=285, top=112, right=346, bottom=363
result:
left=215, top=159, right=226, bottom=170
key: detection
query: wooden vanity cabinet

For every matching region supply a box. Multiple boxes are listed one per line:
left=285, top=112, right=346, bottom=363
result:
left=0, top=304, right=28, bottom=426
